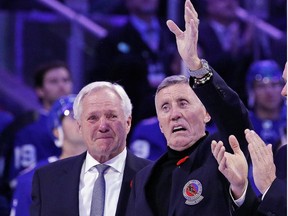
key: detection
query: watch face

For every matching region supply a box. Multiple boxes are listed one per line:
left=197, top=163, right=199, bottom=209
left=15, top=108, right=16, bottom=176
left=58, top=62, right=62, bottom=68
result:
left=189, top=59, right=210, bottom=78
left=201, top=59, right=209, bottom=70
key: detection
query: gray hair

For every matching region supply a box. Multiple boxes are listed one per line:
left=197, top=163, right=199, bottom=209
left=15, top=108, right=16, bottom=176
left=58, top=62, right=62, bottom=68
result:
left=73, top=81, right=132, bottom=120
left=156, top=75, right=189, bottom=95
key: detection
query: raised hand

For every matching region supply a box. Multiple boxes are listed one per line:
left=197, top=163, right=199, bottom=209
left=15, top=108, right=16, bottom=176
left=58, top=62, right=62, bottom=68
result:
left=166, top=0, right=201, bottom=70
left=245, top=129, right=276, bottom=194
left=211, top=135, right=248, bottom=199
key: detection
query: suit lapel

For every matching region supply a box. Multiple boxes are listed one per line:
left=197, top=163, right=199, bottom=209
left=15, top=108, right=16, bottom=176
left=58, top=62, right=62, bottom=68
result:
left=58, top=152, right=86, bottom=215
left=116, top=151, right=138, bottom=216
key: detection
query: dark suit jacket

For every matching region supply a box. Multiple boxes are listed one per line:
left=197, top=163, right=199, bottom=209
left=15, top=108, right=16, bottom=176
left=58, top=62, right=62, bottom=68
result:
left=258, top=179, right=287, bottom=216
left=126, top=69, right=253, bottom=215
left=236, top=178, right=287, bottom=216
left=30, top=150, right=151, bottom=216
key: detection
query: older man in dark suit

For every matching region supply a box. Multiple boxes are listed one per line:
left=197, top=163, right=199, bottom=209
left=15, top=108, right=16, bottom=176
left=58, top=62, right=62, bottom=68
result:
left=126, top=1, right=253, bottom=215
left=30, top=81, right=151, bottom=216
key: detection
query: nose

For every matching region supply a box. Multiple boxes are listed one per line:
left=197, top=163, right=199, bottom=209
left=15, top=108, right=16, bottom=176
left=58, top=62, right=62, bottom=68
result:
left=170, top=107, right=181, bottom=121
left=281, top=84, right=287, bottom=97
left=99, top=117, right=109, bottom=132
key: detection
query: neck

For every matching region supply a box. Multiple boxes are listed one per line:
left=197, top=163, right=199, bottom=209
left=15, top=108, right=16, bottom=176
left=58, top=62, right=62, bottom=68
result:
left=42, top=101, right=52, bottom=111
left=59, top=142, right=86, bottom=159
left=132, top=13, right=155, bottom=24
left=255, top=107, right=281, bottom=120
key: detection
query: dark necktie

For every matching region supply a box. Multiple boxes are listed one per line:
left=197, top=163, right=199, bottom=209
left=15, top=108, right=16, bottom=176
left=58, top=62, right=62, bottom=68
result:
left=90, top=164, right=110, bottom=216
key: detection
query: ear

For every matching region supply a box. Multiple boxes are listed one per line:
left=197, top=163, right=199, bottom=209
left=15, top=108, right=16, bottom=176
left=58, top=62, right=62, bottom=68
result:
left=35, top=87, right=44, bottom=99
left=77, top=121, right=82, bottom=134
left=159, top=122, right=164, bottom=133
left=54, top=127, right=64, bottom=148
left=204, top=112, right=211, bottom=123
left=126, top=116, right=132, bottom=134
left=248, top=91, right=255, bottom=108
left=53, top=128, right=59, bottom=138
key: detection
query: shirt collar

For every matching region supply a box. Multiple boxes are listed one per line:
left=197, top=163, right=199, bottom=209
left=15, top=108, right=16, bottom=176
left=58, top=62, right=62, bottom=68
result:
left=84, top=148, right=127, bottom=174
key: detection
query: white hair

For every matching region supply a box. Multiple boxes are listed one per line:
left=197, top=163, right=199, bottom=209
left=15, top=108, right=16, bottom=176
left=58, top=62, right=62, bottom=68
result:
left=73, top=81, right=132, bottom=120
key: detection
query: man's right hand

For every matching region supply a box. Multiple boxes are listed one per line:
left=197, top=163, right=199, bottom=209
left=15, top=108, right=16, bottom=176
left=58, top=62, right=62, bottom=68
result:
left=245, top=129, right=276, bottom=194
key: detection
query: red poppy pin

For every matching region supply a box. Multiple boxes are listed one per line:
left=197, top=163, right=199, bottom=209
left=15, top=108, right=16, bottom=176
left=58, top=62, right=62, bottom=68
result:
left=176, top=156, right=189, bottom=166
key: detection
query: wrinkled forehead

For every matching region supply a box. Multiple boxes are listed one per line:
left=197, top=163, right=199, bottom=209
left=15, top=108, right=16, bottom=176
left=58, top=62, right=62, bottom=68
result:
left=155, top=83, right=201, bottom=105
left=83, top=87, right=120, bottom=101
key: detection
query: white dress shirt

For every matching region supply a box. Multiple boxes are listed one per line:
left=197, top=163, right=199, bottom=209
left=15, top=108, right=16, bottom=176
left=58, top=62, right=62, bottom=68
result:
left=79, top=148, right=127, bottom=216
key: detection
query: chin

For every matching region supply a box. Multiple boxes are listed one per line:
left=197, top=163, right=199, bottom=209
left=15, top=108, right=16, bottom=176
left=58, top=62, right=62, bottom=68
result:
left=169, top=139, right=192, bottom=151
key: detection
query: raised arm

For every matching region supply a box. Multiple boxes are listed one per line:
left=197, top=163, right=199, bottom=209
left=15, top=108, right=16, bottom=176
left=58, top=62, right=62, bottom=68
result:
left=166, top=0, right=201, bottom=71
left=167, top=0, right=252, bottom=155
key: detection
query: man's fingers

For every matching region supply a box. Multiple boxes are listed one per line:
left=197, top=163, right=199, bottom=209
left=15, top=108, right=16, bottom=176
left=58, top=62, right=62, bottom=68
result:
left=211, top=140, right=217, bottom=152
left=218, top=155, right=227, bottom=172
left=265, top=144, right=274, bottom=163
left=228, top=135, right=241, bottom=154
left=166, top=20, right=183, bottom=37
left=184, top=0, right=198, bottom=21
left=246, top=129, right=273, bottom=165
left=245, top=129, right=266, bottom=148
left=211, top=140, right=222, bottom=157
left=248, top=138, right=264, bottom=166
left=248, top=143, right=258, bottom=163
left=211, top=140, right=225, bottom=164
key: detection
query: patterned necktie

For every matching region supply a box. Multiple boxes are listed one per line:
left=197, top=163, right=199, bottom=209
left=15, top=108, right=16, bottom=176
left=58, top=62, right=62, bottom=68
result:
left=90, top=164, right=110, bottom=216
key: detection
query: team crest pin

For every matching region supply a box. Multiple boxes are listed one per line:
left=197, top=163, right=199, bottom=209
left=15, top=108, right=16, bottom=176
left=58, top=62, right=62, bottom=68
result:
left=183, top=179, right=204, bottom=205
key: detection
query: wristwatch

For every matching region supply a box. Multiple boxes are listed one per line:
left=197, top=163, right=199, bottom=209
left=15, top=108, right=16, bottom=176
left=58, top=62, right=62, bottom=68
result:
left=188, top=59, right=211, bottom=78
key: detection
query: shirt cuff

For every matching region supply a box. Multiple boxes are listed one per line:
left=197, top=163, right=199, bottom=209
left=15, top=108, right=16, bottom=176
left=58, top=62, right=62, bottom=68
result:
left=229, top=181, right=248, bottom=207
left=261, top=184, right=272, bottom=200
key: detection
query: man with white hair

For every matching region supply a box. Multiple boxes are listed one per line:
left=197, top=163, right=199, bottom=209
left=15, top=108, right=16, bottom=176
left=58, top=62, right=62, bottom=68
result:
left=30, top=82, right=151, bottom=216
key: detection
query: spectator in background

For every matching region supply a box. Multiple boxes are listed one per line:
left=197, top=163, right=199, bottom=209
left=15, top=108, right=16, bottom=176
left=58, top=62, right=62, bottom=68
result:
left=241, top=0, right=287, bottom=32
left=88, top=0, right=169, bottom=16
left=89, top=0, right=178, bottom=127
left=198, top=0, right=265, bottom=105
left=30, top=81, right=151, bottom=216
left=246, top=60, right=286, bottom=196
left=246, top=60, right=286, bottom=150
left=10, top=95, right=86, bottom=216
left=0, top=107, right=14, bottom=216
left=88, top=0, right=126, bottom=14
left=0, top=60, right=73, bottom=204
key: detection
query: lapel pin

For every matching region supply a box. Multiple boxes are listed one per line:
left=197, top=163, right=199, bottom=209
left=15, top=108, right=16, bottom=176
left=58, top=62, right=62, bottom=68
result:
left=183, top=179, right=204, bottom=205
